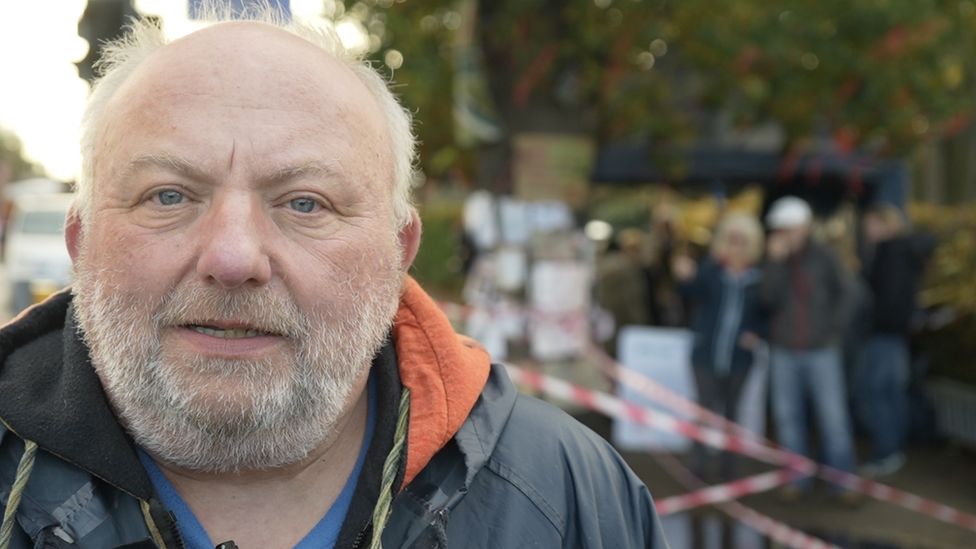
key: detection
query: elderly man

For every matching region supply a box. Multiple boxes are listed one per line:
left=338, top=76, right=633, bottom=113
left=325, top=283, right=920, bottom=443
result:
left=761, top=196, right=857, bottom=503
left=0, top=13, right=666, bottom=549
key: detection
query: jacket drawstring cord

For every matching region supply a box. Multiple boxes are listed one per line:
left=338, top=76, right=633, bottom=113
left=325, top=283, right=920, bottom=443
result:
left=369, top=386, right=410, bottom=549
left=0, top=439, right=38, bottom=549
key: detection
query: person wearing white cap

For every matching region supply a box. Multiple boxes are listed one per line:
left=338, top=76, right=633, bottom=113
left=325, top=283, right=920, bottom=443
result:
left=760, top=196, right=859, bottom=504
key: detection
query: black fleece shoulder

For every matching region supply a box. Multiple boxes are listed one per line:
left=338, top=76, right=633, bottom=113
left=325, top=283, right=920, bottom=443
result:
left=0, top=291, right=153, bottom=500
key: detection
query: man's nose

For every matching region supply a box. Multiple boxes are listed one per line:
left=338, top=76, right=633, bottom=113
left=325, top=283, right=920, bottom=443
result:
left=196, top=192, right=272, bottom=289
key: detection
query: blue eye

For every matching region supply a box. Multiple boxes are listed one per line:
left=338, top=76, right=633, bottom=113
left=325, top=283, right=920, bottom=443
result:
left=290, top=198, right=317, bottom=213
left=157, top=190, right=184, bottom=206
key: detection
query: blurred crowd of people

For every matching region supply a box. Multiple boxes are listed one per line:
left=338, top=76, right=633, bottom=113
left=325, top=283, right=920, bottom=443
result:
left=596, top=195, right=936, bottom=502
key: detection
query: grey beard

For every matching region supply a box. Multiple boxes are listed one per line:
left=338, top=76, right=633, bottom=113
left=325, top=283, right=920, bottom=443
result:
left=72, top=261, right=401, bottom=473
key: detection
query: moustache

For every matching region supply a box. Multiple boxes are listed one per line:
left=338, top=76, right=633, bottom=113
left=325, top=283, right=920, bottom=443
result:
left=150, top=283, right=311, bottom=341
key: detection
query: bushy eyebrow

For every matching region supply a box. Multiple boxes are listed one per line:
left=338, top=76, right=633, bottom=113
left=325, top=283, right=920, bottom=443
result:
left=124, top=154, right=347, bottom=187
left=126, top=153, right=203, bottom=181
left=267, top=160, right=345, bottom=185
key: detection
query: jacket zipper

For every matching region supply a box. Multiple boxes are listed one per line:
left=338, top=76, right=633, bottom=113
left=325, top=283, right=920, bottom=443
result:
left=350, top=520, right=373, bottom=549
left=162, top=509, right=188, bottom=549
left=142, top=499, right=187, bottom=549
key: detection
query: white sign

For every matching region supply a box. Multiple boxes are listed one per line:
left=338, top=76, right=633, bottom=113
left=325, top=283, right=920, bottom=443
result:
left=612, top=326, right=770, bottom=452
left=613, top=326, right=696, bottom=452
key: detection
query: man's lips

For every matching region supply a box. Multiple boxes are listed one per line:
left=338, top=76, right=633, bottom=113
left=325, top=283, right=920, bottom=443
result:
left=173, top=324, right=287, bottom=357
left=186, top=324, right=271, bottom=339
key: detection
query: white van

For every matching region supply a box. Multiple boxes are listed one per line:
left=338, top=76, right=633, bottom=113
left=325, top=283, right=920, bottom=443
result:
left=5, top=193, right=74, bottom=313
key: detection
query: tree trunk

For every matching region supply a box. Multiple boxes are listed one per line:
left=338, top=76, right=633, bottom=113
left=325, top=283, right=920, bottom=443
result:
left=922, top=138, right=947, bottom=204
left=965, top=125, right=976, bottom=203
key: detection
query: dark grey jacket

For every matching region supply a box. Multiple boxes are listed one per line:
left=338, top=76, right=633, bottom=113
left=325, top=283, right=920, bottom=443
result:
left=863, top=233, right=936, bottom=335
left=760, top=239, right=853, bottom=350
left=0, top=292, right=668, bottom=549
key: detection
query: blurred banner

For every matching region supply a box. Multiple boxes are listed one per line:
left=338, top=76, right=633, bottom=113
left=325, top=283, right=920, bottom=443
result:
left=189, top=0, right=290, bottom=19
left=513, top=133, right=595, bottom=208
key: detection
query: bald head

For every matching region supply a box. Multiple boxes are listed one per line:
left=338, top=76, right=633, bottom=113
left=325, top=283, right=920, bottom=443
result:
left=117, top=21, right=378, bottom=104
left=92, top=22, right=391, bottom=215
left=76, top=15, right=418, bottom=231
left=107, top=21, right=381, bottom=117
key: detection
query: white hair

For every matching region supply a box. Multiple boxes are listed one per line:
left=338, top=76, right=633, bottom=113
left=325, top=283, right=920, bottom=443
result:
left=76, top=2, right=417, bottom=231
left=711, top=212, right=765, bottom=266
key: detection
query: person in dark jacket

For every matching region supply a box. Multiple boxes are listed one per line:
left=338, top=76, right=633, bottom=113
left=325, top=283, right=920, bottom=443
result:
left=856, top=204, right=936, bottom=478
left=761, top=197, right=858, bottom=503
left=673, top=213, right=766, bottom=483
left=598, top=229, right=653, bottom=356
left=0, top=11, right=668, bottom=549
left=673, top=213, right=766, bottom=549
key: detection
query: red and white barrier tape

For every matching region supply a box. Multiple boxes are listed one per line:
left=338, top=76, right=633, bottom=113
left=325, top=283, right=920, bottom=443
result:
left=585, top=344, right=767, bottom=444
left=436, top=299, right=588, bottom=331
left=503, top=363, right=976, bottom=533
left=504, top=364, right=815, bottom=474
left=505, top=361, right=840, bottom=548
left=654, top=468, right=800, bottom=516
left=585, top=345, right=976, bottom=532
left=652, top=451, right=844, bottom=549
left=435, top=300, right=470, bottom=323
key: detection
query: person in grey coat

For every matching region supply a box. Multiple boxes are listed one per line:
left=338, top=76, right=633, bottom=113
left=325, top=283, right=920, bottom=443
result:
left=761, top=197, right=858, bottom=503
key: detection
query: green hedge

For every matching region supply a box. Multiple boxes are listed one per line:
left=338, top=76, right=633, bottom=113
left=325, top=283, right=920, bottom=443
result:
left=409, top=201, right=466, bottom=300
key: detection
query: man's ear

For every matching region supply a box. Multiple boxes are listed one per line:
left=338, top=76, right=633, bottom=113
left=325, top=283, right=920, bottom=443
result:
left=398, top=209, right=422, bottom=271
left=65, top=208, right=83, bottom=264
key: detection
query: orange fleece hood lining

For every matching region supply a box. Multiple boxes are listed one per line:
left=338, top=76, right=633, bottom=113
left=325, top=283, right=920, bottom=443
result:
left=392, top=277, right=492, bottom=486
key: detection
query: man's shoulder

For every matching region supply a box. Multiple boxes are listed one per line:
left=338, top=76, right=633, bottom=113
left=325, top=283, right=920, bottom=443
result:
left=498, top=390, right=622, bottom=462
left=451, top=369, right=663, bottom=547
left=466, top=365, right=637, bottom=478
left=0, top=429, right=153, bottom=549
left=490, top=390, right=650, bottom=508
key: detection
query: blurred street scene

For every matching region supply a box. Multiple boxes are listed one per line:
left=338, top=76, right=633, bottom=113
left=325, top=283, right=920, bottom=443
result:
left=3, top=0, right=976, bottom=548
